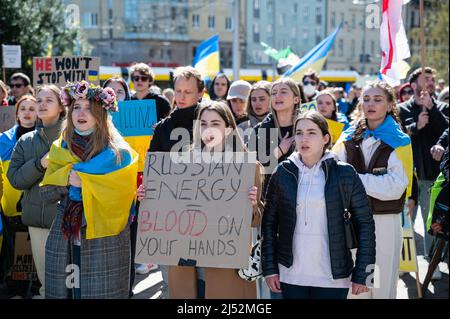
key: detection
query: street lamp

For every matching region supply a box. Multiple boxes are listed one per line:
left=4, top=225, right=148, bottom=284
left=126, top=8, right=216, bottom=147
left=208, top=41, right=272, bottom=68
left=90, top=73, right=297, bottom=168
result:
left=352, top=0, right=380, bottom=75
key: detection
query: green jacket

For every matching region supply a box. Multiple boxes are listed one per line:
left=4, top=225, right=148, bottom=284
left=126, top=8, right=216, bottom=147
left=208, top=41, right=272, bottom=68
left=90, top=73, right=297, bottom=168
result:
left=7, top=120, right=63, bottom=229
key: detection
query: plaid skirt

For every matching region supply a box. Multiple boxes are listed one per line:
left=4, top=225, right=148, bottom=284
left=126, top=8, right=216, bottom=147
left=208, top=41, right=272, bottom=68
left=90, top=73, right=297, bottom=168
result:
left=45, top=204, right=130, bottom=299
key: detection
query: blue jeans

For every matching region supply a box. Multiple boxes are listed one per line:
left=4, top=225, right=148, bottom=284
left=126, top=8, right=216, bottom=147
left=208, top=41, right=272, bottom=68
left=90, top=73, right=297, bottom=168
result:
left=280, top=282, right=349, bottom=299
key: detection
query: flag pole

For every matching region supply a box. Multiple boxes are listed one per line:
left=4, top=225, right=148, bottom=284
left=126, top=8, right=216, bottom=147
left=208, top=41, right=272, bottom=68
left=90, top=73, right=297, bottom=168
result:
left=419, top=0, right=427, bottom=112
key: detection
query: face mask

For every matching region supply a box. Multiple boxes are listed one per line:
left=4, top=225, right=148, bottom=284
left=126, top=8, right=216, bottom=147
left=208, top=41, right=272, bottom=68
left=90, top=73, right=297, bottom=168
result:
left=303, top=84, right=316, bottom=97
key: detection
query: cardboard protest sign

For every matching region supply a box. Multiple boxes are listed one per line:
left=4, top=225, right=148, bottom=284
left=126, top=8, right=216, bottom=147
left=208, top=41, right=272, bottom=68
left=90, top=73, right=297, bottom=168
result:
left=0, top=105, right=16, bottom=133
left=399, top=206, right=419, bottom=272
left=2, top=45, right=21, bottom=68
left=326, top=119, right=345, bottom=144
left=10, top=232, right=38, bottom=281
left=136, top=152, right=256, bottom=269
left=300, top=100, right=317, bottom=112
left=112, top=100, right=157, bottom=172
left=33, top=56, right=100, bottom=88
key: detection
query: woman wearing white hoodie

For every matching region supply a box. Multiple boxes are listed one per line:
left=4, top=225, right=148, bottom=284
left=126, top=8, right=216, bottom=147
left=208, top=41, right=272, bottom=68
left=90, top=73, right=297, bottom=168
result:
left=262, top=110, right=376, bottom=299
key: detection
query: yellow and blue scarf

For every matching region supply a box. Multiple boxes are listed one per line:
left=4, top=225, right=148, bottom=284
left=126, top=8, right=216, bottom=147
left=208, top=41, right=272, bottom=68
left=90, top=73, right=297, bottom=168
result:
left=41, top=138, right=138, bottom=239
left=334, top=115, right=413, bottom=197
left=0, top=125, right=22, bottom=217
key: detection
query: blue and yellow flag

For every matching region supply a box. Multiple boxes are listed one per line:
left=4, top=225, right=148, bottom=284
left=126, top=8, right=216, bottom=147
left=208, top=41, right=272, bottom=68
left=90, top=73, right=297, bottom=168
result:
left=193, top=34, right=220, bottom=81
left=283, top=25, right=341, bottom=81
left=0, top=125, right=22, bottom=217
left=333, top=115, right=413, bottom=197
left=41, top=138, right=138, bottom=239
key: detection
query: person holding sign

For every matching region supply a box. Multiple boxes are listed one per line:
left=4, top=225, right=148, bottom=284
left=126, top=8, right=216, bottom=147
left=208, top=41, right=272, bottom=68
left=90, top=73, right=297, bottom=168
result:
left=316, top=91, right=349, bottom=145
left=40, top=81, right=138, bottom=299
left=138, top=100, right=263, bottom=299
left=7, top=85, right=66, bottom=298
left=333, top=81, right=413, bottom=299
left=250, top=78, right=301, bottom=197
left=262, top=111, right=375, bottom=299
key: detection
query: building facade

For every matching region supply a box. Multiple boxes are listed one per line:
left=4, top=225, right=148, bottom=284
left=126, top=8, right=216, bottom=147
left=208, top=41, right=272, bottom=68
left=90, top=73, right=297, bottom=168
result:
left=245, top=0, right=327, bottom=68
left=325, top=0, right=381, bottom=75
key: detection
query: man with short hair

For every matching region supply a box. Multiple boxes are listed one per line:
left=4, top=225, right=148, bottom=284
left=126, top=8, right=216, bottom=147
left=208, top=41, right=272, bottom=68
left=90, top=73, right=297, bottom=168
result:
left=8, top=73, right=32, bottom=105
left=129, top=63, right=171, bottom=122
left=398, top=67, right=449, bottom=272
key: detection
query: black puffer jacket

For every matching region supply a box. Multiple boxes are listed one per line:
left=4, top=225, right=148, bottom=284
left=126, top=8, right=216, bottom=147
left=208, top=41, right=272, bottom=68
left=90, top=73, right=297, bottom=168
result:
left=149, top=104, right=198, bottom=152
left=261, top=157, right=376, bottom=285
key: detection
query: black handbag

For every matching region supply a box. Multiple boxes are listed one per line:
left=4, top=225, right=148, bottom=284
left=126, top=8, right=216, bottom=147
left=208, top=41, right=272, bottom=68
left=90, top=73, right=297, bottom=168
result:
left=337, top=169, right=359, bottom=249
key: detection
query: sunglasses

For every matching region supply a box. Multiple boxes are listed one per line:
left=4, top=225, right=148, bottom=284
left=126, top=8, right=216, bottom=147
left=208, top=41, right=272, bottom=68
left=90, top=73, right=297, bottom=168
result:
left=401, top=89, right=413, bottom=95
left=132, top=75, right=150, bottom=82
left=303, top=81, right=317, bottom=86
left=10, top=83, right=25, bottom=88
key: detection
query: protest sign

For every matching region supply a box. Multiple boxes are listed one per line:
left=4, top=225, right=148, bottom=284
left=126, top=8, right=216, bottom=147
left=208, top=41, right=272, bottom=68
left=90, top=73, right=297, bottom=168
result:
left=400, top=207, right=419, bottom=272
left=0, top=104, right=16, bottom=133
left=33, top=56, right=100, bottom=88
left=2, top=45, right=21, bottom=68
left=136, top=152, right=256, bottom=268
left=112, top=100, right=157, bottom=172
left=326, top=119, right=345, bottom=144
left=300, top=100, right=317, bottom=112
left=10, top=232, right=38, bottom=281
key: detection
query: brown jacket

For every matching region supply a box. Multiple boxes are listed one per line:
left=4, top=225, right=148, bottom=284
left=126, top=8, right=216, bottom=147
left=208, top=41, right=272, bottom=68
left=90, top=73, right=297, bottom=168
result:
left=168, top=163, right=264, bottom=299
left=344, top=139, right=406, bottom=214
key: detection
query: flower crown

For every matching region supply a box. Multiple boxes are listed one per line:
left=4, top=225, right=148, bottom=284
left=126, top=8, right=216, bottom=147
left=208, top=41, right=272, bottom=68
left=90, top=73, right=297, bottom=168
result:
left=60, top=80, right=118, bottom=113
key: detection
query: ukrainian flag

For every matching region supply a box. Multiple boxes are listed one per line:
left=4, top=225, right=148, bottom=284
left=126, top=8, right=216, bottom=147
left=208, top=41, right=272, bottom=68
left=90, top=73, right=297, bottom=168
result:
left=88, top=70, right=99, bottom=82
left=283, top=25, right=341, bottom=81
left=0, top=125, right=22, bottom=217
left=41, top=138, right=138, bottom=239
left=193, top=34, right=220, bottom=80
left=333, top=115, right=413, bottom=197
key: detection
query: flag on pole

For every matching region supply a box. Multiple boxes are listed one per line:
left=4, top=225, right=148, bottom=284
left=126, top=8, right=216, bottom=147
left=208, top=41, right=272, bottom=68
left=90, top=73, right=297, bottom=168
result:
left=193, top=34, right=220, bottom=80
left=283, top=25, right=341, bottom=81
left=380, top=0, right=411, bottom=86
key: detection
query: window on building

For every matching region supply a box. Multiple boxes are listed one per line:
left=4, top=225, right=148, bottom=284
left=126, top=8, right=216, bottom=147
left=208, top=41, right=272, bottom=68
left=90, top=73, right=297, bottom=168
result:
left=254, top=0, right=260, bottom=18
left=316, top=7, right=322, bottom=24
left=304, top=7, right=309, bottom=19
left=294, top=2, right=298, bottom=13
left=303, top=29, right=308, bottom=40
left=267, top=23, right=273, bottom=34
left=338, top=39, right=344, bottom=57
left=192, top=14, right=200, bottom=28
left=340, top=13, right=345, bottom=24
left=351, top=39, right=355, bottom=58
left=225, top=17, right=232, bottom=30
left=253, top=23, right=260, bottom=42
left=351, top=13, right=356, bottom=29
left=83, top=12, right=98, bottom=28
left=280, top=13, right=285, bottom=26
left=291, top=27, right=297, bottom=38
left=208, top=16, right=215, bottom=29
left=331, top=12, right=336, bottom=28
left=267, top=0, right=273, bottom=12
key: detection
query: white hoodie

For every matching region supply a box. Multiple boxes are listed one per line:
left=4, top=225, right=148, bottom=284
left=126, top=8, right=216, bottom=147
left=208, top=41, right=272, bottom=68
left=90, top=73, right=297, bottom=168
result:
left=278, top=152, right=351, bottom=288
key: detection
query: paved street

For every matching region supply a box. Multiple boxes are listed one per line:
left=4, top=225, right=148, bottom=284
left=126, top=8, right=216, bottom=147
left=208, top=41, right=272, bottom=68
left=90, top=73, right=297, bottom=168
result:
left=132, top=209, right=448, bottom=300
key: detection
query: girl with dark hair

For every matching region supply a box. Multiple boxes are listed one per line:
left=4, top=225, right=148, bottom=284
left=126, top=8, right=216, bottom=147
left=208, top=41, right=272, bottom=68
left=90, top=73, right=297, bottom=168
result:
left=262, top=110, right=375, bottom=299
left=208, top=73, right=231, bottom=101
left=103, top=76, right=131, bottom=101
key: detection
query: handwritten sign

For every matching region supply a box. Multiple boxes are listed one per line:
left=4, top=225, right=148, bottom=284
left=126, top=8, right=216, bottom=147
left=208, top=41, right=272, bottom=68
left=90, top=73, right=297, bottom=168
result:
left=300, top=100, right=317, bottom=112
left=10, top=232, right=38, bottom=281
left=113, top=100, right=157, bottom=172
left=113, top=100, right=157, bottom=137
left=136, top=152, right=256, bottom=268
left=0, top=105, right=16, bottom=133
left=2, top=45, right=21, bottom=68
left=33, top=56, right=100, bottom=88
left=399, top=206, right=419, bottom=272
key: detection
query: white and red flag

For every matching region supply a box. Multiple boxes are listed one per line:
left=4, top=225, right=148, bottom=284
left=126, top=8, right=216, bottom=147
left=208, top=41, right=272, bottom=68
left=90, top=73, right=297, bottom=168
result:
left=380, top=0, right=411, bottom=86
